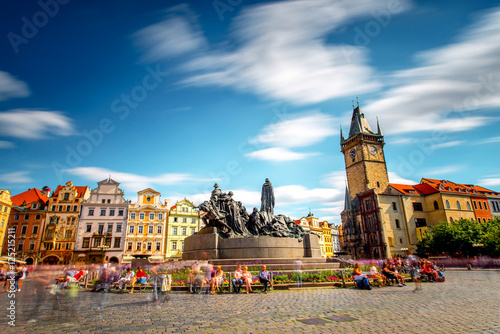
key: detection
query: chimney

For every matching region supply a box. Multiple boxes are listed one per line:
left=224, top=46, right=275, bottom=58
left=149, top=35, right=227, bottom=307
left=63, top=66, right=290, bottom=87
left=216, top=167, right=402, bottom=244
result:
left=42, top=186, right=51, bottom=197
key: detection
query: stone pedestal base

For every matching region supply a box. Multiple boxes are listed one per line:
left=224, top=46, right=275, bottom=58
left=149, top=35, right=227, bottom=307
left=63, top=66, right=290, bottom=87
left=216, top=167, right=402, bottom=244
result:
left=182, top=227, right=322, bottom=261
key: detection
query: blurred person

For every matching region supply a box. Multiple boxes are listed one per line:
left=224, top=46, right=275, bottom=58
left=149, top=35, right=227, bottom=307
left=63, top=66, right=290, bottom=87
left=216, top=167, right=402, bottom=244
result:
left=210, top=266, right=224, bottom=294
left=369, top=261, right=386, bottom=287
left=232, top=264, right=243, bottom=293
left=26, top=265, right=52, bottom=323
left=353, top=263, right=371, bottom=290
left=118, top=268, right=135, bottom=291
left=242, top=266, right=253, bottom=294
left=130, top=266, right=147, bottom=293
left=294, top=260, right=304, bottom=288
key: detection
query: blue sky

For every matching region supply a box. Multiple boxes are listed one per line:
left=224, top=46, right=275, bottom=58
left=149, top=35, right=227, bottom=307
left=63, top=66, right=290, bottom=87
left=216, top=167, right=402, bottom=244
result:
left=1, top=0, right=500, bottom=225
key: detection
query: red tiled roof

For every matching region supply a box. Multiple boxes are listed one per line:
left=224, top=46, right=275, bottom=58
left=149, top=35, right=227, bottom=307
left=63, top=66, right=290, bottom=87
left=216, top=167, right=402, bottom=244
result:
left=52, top=185, right=89, bottom=198
left=170, top=205, right=176, bottom=210
left=389, top=183, right=423, bottom=195
left=11, top=188, right=49, bottom=206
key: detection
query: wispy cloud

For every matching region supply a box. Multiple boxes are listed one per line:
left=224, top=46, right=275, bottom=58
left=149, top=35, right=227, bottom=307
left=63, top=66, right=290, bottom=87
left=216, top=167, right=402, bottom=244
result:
left=0, top=171, right=33, bottom=184
left=0, top=141, right=15, bottom=149
left=65, top=167, right=216, bottom=193
left=429, top=140, right=464, bottom=150
left=387, top=172, right=417, bottom=185
left=135, top=4, right=207, bottom=61
left=0, top=71, right=30, bottom=101
left=478, top=177, right=500, bottom=187
left=179, top=0, right=411, bottom=105
left=366, top=6, right=500, bottom=134
left=479, top=136, right=500, bottom=144
left=245, top=147, right=320, bottom=161
left=0, top=109, right=75, bottom=139
left=245, top=111, right=336, bottom=161
left=422, top=165, right=463, bottom=176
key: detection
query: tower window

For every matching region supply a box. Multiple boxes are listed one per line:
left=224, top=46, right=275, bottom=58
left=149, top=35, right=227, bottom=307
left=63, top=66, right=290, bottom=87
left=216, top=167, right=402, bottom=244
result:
left=433, top=201, right=439, bottom=210
left=377, top=182, right=380, bottom=188
left=395, top=219, right=400, bottom=229
left=456, top=201, right=461, bottom=210
left=412, top=202, right=423, bottom=212
left=446, top=200, right=450, bottom=209
left=392, top=202, right=397, bottom=211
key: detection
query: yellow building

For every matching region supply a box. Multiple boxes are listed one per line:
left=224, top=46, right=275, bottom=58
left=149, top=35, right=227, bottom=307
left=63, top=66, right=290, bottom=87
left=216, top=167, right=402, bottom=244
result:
left=166, top=199, right=199, bottom=259
left=0, top=189, right=12, bottom=253
left=321, top=221, right=334, bottom=258
left=123, top=188, right=170, bottom=263
left=294, top=212, right=331, bottom=257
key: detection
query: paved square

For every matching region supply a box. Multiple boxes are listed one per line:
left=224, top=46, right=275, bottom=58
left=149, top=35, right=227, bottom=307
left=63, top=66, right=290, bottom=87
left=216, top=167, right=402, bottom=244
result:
left=1, top=270, right=499, bottom=333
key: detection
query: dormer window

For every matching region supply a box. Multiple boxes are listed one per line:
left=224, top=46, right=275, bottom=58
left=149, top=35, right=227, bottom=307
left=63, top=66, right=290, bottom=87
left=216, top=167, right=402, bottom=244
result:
left=64, top=193, right=69, bottom=200
left=439, top=184, right=444, bottom=190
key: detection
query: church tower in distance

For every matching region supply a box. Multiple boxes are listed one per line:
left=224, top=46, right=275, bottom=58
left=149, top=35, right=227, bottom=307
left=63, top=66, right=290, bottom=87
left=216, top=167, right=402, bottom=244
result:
left=340, top=102, right=388, bottom=199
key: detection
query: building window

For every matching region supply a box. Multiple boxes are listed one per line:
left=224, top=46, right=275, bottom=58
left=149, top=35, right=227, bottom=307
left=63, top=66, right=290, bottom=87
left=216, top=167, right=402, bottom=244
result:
left=172, top=241, right=177, bottom=250
left=24, top=214, right=29, bottom=220
left=51, top=206, right=55, bottom=211
left=412, top=202, right=423, bottom=211
left=107, top=199, right=111, bottom=204
left=149, top=213, right=155, bottom=220
left=138, top=225, right=143, bottom=233
left=32, top=225, right=39, bottom=234
left=478, top=201, right=482, bottom=210
left=157, top=226, right=162, bottom=234
left=181, top=241, right=184, bottom=251
left=182, top=218, right=187, bottom=223
left=173, top=227, right=178, bottom=235
left=136, top=242, right=142, bottom=251
left=395, top=219, right=400, bottom=229
left=400, top=238, right=403, bottom=244
left=129, top=225, right=134, bottom=233
left=391, top=202, right=397, bottom=211
left=100, top=209, right=106, bottom=216
left=456, top=201, right=461, bottom=210
left=98, top=224, right=104, bottom=235
left=473, top=201, right=477, bottom=209
left=58, top=206, right=62, bottom=211
left=107, top=224, right=113, bottom=233
left=102, top=199, right=106, bottom=204
left=14, top=215, right=19, bottom=221
left=377, top=182, right=380, bottom=187
left=192, top=218, right=196, bottom=224
left=450, top=217, right=454, bottom=223
left=116, top=224, right=122, bottom=233
left=148, top=225, right=153, bottom=234
left=73, top=205, right=77, bottom=212
left=118, top=209, right=124, bottom=216
left=21, top=225, right=28, bottom=235
left=130, top=212, right=136, bottom=220
left=156, top=242, right=161, bottom=251
left=86, top=224, right=92, bottom=233
left=93, top=238, right=101, bottom=247
left=66, top=243, right=71, bottom=250
left=182, top=228, right=187, bottom=235
left=147, top=242, right=152, bottom=251
left=89, top=209, right=94, bottom=216
left=127, top=242, right=133, bottom=250
left=139, top=213, right=145, bottom=220
left=446, top=200, right=450, bottom=209
left=82, top=238, right=90, bottom=248
left=109, top=209, right=115, bottom=216
left=191, top=228, right=195, bottom=235
left=158, top=213, right=163, bottom=220
left=433, top=201, right=439, bottom=210
left=35, top=214, right=41, bottom=220
left=65, top=230, right=72, bottom=238
left=64, top=193, right=69, bottom=200
left=467, top=202, right=471, bottom=211
left=17, top=242, right=24, bottom=251
left=174, top=217, right=178, bottom=222
left=415, top=218, right=427, bottom=227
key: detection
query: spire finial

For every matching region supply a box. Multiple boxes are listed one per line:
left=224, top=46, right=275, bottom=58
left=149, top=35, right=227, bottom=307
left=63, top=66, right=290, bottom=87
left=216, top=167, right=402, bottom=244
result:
left=352, top=99, right=354, bottom=108
left=356, top=97, right=359, bottom=106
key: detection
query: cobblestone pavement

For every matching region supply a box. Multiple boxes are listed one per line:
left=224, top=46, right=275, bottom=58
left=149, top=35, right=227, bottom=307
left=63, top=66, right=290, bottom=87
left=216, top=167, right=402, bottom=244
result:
left=1, top=270, right=499, bottom=333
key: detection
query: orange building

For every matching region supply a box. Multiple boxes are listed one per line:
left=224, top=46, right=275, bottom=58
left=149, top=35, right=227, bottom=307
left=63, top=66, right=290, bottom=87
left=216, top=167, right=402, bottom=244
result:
left=470, top=195, right=492, bottom=222
left=3, top=187, right=50, bottom=265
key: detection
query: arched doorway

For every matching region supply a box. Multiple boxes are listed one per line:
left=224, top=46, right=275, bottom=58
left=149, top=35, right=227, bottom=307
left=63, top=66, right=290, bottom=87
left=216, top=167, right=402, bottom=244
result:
left=25, top=258, right=34, bottom=265
left=109, top=257, right=119, bottom=264
left=42, top=256, right=60, bottom=265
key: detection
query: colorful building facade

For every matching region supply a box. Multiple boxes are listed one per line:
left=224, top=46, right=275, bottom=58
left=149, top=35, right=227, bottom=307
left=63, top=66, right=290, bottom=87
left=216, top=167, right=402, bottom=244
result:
left=39, top=181, right=90, bottom=265
left=166, top=199, right=199, bottom=259
left=74, top=178, right=128, bottom=264
left=123, top=188, right=169, bottom=263
left=0, top=189, right=13, bottom=254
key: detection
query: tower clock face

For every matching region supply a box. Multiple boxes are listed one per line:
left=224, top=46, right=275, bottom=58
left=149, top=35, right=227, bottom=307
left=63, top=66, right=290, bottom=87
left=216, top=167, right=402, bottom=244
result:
left=369, top=146, right=377, bottom=155
left=349, top=148, right=356, bottom=158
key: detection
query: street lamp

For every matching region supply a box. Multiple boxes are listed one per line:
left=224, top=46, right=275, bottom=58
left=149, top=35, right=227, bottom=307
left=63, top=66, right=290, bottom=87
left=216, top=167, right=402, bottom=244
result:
left=97, top=245, right=110, bottom=265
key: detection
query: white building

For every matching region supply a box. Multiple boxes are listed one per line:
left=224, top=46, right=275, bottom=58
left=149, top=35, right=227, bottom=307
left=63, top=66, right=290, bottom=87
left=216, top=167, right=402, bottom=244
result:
left=331, top=224, right=342, bottom=255
left=74, top=178, right=128, bottom=264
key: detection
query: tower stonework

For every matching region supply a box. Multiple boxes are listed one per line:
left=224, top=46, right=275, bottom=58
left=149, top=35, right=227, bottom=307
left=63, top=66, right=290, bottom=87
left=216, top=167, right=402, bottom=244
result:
left=341, top=105, right=388, bottom=199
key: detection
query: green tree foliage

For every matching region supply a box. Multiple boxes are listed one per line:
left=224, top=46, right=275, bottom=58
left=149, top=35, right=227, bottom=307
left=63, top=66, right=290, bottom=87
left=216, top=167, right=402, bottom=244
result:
left=417, top=217, right=500, bottom=257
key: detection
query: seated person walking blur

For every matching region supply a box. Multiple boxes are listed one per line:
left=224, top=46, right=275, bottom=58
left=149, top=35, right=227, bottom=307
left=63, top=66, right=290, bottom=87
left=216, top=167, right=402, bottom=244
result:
left=232, top=264, right=243, bottom=293
left=210, top=266, right=224, bottom=294
left=242, top=266, right=253, bottom=294
left=130, top=266, right=147, bottom=293
left=258, top=265, right=273, bottom=294
left=353, top=263, right=371, bottom=290
left=118, top=268, right=135, bottom=291
left=369, top=261, right=386, bottom=287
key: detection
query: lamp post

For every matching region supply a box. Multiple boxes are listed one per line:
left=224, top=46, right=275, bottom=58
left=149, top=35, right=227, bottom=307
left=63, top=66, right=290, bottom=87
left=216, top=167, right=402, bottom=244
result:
left=97, top=245, right=110, bottom=265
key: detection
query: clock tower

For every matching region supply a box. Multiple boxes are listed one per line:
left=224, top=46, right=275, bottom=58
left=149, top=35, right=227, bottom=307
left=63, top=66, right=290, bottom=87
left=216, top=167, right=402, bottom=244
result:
left=341, top=103, right=389, bottom=199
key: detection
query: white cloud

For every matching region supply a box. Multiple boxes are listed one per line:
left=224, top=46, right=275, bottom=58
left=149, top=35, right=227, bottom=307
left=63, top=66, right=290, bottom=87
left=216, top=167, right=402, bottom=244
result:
left=135, top=5, right=207, bottom=60
left=180, top=0, right=411, bottom=105
left=365, top=6, right=500, bottom=134
left=0, top=171, right=32, bottom=184
left=478, top=177, right=500, bottom=187
left=387, top=171, right=417, bottom=185
left=0, top=71, right=29, bottom=101
left=479, top=136, right=500, bottom=144
left=249, top=111, right=337, bottom=148
left=422, top=165, right=463, bottom=177
left=0, top=109, right=75, bottom=139
left=0, top=141, right=15, bottom=149
left=65, top=167, right=216, bottom=194
left=429, top=140, right=465, bottom=150
left=245, top=147, right=320, bottom=161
